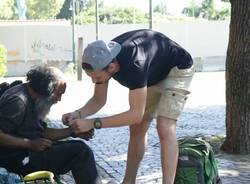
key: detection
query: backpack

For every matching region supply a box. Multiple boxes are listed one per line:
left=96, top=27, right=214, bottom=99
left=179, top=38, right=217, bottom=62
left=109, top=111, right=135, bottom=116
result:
left=0, top=167, right=24, bottom=184
left=174, top=137, right=222, bottom=184
left=0, top=80, right=23, bottom=97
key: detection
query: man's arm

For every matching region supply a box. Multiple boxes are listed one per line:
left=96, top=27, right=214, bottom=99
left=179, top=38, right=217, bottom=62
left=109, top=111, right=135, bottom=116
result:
left=77, top=82, right=108, bottom=118
left=0, top=130, right=52, bottom=151
left=44, top=127, right=72, bottom=141
left=0, top=130, right=30, bottom=148
left=44, top=127, right=94, bottom=141
left=69, top=87, right=147, bottom=133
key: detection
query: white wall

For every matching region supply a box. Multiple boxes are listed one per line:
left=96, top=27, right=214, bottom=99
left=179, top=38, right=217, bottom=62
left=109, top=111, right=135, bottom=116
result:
left=155, top=21, right=230, bottom=57
left=78, top=21, right=230, bottom=58
left=0, top=20, right=230, bottom=75
left=0, top=21, right=72, bottom=62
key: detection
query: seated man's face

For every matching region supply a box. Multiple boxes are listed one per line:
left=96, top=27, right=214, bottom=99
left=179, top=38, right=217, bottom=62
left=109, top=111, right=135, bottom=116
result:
left=50, top=81, right=66, bottom=104
left=34, top=81, right=66, bottom=120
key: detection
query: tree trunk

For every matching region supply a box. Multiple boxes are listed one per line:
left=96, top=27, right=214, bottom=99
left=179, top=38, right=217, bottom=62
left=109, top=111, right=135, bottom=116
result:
left=221, top=0, right=250, bottom=154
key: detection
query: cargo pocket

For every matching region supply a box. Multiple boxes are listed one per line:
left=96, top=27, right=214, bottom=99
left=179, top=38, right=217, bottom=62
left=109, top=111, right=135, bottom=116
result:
left=158, top=90, right=188, bottom=120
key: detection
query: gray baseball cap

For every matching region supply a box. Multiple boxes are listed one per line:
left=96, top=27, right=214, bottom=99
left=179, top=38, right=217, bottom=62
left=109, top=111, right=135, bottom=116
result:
left=83, top=40, right=121, bottom=71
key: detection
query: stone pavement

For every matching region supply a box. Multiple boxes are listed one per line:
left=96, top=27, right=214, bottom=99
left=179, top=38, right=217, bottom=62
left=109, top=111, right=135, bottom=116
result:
left=2, top=71, right=250, bottom=183
left=216, top=154, right=250, bottom=184
left=59, top=165, right=119, bottom=184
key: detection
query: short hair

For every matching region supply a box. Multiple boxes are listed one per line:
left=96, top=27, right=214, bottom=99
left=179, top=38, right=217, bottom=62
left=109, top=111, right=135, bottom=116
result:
left=26, top=66, right=62, bottom=97
left=82, top=62, right=94, bottom=71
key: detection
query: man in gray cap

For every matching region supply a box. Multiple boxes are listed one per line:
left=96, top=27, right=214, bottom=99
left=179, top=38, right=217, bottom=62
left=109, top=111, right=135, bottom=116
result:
left=62, top=29, right=194, bottom=184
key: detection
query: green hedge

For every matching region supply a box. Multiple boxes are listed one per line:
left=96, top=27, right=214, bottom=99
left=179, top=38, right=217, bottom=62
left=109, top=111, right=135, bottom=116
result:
left=0, top=44, right=7, bottom=78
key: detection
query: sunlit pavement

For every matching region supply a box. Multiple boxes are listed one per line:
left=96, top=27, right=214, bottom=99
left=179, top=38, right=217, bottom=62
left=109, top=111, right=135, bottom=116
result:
left=2, top=71, right=250, bottom=183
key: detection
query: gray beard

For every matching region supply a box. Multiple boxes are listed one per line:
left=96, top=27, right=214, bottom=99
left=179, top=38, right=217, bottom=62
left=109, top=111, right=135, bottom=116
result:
left=34, top=98, right=53, bottom=121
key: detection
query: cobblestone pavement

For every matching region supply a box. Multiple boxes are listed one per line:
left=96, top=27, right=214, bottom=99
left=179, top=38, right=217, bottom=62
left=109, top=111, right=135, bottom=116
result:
left=59, top=165, right=119, bottom=184
left=217, top=154, right=250, bottom=184
left=3, top=72, right=250, bottom=183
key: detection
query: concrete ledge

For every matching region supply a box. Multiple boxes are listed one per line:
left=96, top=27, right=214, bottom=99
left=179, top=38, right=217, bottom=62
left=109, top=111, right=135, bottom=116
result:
left=5, top=56, right=226, bottom=77
left=193, top=56, right=226, bottom=72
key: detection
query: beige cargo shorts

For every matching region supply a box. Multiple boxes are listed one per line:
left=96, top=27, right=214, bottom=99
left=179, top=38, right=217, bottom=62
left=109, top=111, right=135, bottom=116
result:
left=143, top=66, right=194, bottom=121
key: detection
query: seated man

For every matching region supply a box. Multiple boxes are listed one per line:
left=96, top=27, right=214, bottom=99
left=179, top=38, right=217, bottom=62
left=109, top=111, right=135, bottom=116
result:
left=0, top=66, right=98, bottom=184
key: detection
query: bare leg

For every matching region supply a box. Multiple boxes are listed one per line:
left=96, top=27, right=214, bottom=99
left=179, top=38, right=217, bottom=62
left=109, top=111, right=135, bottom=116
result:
left=157, top=116, right=178, bottom=184
left=121, top=119, right=152, bottom=184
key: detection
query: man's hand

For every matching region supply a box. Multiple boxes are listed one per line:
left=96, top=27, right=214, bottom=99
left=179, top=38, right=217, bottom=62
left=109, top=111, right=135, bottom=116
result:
left=26, top=138, right=53, bottom=151
left=75, top=129, right=95, bottom=141
left=62, top=111, right=80, bottom=125
left=68, top=119, right=94, bottom=134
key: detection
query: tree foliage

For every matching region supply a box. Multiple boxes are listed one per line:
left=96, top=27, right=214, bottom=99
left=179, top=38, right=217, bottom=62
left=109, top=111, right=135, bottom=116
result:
left=0, top=45, right=7, bottom=78
left=98, top=6, right=148, bottom=24
left=183, top=0, right=231, bottom=20
left=56, top=0, right=87, bottom=20
left=56, top=0, right=72, bottom=19
left=0, top=0, right=18, bottom=20
left=154, top=2, right=168, bottom=15
left=0, top=0, right=231, bottom=22
left=56, top=0, right=148, bottom=24
left=26, top=0, right=64, bottom=19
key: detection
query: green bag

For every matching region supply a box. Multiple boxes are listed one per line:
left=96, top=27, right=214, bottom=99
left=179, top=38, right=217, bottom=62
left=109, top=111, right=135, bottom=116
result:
left=174, top=138, right=221, bottom=184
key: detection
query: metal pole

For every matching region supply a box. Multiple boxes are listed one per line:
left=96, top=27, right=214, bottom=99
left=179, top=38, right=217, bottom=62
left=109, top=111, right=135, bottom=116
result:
left=72, top=0, right=76, bottom=64
left=77, top=37, right=83, bottom=81
left=149, top=0, right=153, bottom=29
left=95, top=0, right=99, bottom=40
left=23, top=23, right=27, bottom=63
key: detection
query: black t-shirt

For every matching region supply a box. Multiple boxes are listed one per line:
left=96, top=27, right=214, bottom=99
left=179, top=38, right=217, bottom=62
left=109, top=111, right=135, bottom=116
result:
left=0, top=84, right=46, bottom=160
left=112, top=29, right=193, bottom=90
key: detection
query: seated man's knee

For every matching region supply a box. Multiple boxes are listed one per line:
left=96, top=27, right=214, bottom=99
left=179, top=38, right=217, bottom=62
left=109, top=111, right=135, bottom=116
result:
left=65, top=140, right=95, bottom=161
left=74, top=141, right=95, bottom=161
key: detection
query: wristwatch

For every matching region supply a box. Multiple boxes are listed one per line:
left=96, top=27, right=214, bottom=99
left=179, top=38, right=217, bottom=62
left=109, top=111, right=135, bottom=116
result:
left=94, top=118, right=102, bottom=129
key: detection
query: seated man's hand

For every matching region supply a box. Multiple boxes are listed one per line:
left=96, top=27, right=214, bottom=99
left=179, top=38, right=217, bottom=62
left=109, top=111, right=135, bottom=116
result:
left=73, top=129, right=95, bottom=141
left=26, top=138, right=53, bottom=151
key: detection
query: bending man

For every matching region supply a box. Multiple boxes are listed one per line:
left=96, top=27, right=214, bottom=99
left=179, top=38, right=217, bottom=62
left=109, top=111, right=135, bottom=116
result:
left=63, top=29, right=194, bottom=184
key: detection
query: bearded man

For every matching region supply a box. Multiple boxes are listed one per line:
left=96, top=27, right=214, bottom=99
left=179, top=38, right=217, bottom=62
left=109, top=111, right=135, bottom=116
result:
left=0, top=66, right=98, bottom=184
